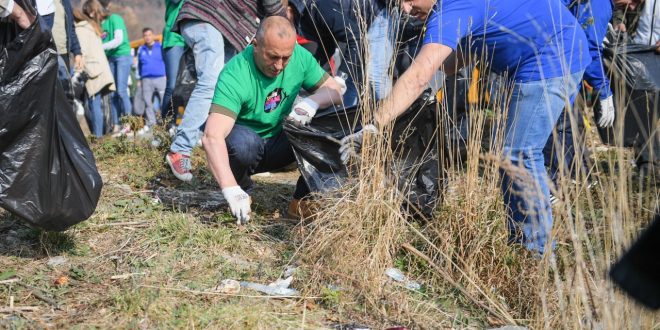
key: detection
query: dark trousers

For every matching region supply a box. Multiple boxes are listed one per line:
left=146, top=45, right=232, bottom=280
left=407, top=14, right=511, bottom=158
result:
left=226, top=125, right=310, bottom=199
left=543, top=106, right=592, bottom=185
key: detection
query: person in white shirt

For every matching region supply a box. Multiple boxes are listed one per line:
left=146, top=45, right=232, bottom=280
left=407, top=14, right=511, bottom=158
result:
left=632, top=0, right=660, bottom=51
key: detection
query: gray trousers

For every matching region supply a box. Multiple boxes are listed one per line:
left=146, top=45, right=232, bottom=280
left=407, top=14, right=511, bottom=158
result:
left=135, top=76, right=166, bottom=126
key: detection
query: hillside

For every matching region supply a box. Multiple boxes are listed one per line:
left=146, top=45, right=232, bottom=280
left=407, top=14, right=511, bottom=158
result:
left=70, top=0, right=165, bottom=41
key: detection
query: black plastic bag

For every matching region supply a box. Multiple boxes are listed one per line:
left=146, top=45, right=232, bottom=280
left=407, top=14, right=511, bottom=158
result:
left=610, top=213, right=660, bottom=310
left=284, top=91, right=444, bottom=216
left=597, top=43, right=660, bottom=147
left=0, top=15, right=103, bottom=231
left=169, top=49, right=196, bottom=123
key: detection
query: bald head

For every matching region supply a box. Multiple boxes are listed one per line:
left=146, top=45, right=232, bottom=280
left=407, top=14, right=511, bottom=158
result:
left=253, top=16, right=297, bottom=77
left=255, top=16, right=296, bottom=44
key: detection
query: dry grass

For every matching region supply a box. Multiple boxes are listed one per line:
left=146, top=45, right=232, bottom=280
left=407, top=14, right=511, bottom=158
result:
left=291, top=10, right=660, bottom=328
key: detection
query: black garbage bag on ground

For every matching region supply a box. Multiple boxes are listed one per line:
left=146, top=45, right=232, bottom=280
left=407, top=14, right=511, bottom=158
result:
left=610, top=213, right=660, bottom=310
left=597, top=43, right=660, bottom=148
left=0, top=15, right=103, bottom=231
left=284, top=91, right=444, bottom=216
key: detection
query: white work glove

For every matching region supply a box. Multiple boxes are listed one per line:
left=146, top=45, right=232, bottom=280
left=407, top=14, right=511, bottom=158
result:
left=287, top=98, right=319, bottom=126
left=334, top=75, right=347, bottom=95
left=339, top=124, right=378, bottom=164
left=598, top=95, right=615, bottom=128
left=221, top=186, right=251, bottom=225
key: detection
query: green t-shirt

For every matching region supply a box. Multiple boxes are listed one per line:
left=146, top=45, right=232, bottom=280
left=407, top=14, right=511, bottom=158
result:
left=101, top=14, right=131, bottom=57
left=162, top=0, right=185, bottom=49
left=211, top=44, right=329, bottom=139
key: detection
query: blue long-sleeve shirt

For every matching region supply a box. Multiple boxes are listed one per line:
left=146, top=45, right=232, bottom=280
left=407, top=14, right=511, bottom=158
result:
left=563, top=0, right=614, bottom=100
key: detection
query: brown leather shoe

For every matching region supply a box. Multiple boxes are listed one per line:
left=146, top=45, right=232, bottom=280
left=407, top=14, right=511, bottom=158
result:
left=287, top=198, right=317, bottom=219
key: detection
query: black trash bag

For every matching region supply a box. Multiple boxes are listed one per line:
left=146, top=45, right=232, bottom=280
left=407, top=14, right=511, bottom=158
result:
left=610, top=213, right=660, bottom=310
left=284, top=91, right=444, bottom=216
left=0, top=16, right=103, bottom=231
left=169, top=49, right=196, bottom=123
left=597, top=43, right=660, bottom=147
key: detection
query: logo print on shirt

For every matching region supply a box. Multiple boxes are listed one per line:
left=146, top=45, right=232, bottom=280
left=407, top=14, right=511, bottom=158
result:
left=264, top=88, right=284, bottom=113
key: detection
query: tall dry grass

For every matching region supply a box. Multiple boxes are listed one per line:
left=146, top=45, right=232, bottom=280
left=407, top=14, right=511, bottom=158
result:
left=295, top=3, right=659, bottom=328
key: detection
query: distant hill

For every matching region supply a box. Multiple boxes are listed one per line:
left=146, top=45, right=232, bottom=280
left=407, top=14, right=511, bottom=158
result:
left=70, top=0, right=165, bottom=41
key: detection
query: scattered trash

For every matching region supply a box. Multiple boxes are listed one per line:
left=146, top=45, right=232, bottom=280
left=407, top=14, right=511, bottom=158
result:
left=326, top=284, right=344, bottom=291
left=332, top=323, right=370, bottom=330
left=53, top=276, right=69, bottom=286
left=150, top=137, right=162, bottom=148
left=47, top=256, right=68, bottom=267
left=240, top=276, right=299, bottom=296
left=269, top=276, right=293, bottom=289
left=385, top=268, right=421, bottom=291
left=253, top=172, right=273, bottom=177
left=110, top=273, right=146, bottom=280
left=283, top=266, right=297, bottom=278
left=214, top=279, right=241, bottom=294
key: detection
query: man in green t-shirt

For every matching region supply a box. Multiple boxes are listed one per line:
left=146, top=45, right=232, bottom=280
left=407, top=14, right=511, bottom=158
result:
left=203, top=16, right=344, bottom=224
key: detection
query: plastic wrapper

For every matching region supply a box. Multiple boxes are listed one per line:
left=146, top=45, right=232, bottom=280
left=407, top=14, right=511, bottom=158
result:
left=0, top=13, right=103, bottom=231
left=284, top=91, right=445, bottom=216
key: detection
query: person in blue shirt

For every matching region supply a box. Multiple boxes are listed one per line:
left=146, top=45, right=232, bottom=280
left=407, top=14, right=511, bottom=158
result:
left=543, top=0, right=616, bottom=194
left=340, top=0, right=591, bottom=255
left=136, top=27, right=167, bottom=134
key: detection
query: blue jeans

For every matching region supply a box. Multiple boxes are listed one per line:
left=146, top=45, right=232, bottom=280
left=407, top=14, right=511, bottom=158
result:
left=499, top=71, right=583, bottom=255
left=227, top=125, right=310, bottom=198
left=86, top=93, right=104, bottom=137
left=170, top=21, right=235, bottom=156
left=108, top=55, right=133, bottom=125
left=161, top=45, right=185, bottom=119
left=367, top=8, right=398, bottom=100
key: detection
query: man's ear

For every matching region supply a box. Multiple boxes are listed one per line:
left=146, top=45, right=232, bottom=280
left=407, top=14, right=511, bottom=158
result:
left=251, top=38, right=258, bottom=47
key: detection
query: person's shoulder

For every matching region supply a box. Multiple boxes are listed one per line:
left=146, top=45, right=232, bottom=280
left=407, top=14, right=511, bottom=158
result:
left=293, top=43, right=315, bottom=62
left=110, top=13, right=125, bottom=23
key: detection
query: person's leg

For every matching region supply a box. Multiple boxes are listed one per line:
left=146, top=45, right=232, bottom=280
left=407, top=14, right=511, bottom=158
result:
left=141, top=78, right=157, bottom=127
left=543, top=84, right=589, bottom=187
left=170, top=21, right=226, bottom=157
left=86, top=93, right=104, bottom=137
left=225, top=125, right=266, bottom=190
left=115, top=54, right=133, bottom=118
left=500, top=71, right=582, bottom=255
left=253, top=130, right=310, bottom=199
left=367, top=8, right=398, bottom=100
left=57, top=55, right=75, bottom=112
left=107, top=56, right=120, bottom=126
left=161, top=45, right=185, bottom=119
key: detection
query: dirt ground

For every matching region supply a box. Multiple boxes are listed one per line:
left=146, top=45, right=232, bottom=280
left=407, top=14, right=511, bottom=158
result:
left=0, top=137, right=376, bottom=329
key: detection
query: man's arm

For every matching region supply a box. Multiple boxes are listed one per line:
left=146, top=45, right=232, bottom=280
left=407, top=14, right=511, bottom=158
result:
left=287, top=75, right=344, bottom=126
left=202, top=113, right=239, bottom=189
left=306, top=75, right=343, bottom=109
left=374, top=43, right=453, bottom=126
left=102, top=30, right=124, bottom=50
left=6, top=1, right=34, bottom=29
